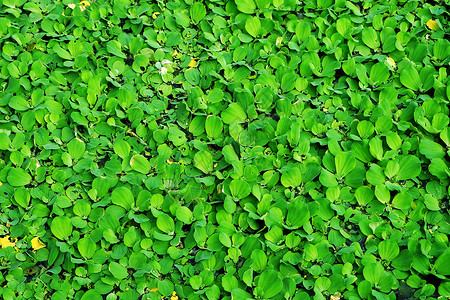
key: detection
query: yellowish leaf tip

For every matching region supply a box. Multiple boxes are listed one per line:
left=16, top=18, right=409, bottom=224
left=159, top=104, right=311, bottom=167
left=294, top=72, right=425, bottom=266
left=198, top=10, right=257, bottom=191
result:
left=426, top=19, right=438, bottom=31
left=0, top=235, right=17, bottom=249
left=386, top=57, right=396, bottom=69
left=31, top=237, right=46, bottom=251
left=188, top=59, right=196, bottom=68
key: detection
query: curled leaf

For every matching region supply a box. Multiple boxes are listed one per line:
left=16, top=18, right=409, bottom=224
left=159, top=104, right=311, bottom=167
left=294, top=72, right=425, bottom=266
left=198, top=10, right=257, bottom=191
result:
left=31, top=237, right=46, bottom=251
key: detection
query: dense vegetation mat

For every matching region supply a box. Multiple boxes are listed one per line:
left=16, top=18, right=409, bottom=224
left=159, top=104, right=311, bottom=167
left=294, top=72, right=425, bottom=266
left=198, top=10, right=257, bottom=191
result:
left=0, top=0, right=449, bottom=299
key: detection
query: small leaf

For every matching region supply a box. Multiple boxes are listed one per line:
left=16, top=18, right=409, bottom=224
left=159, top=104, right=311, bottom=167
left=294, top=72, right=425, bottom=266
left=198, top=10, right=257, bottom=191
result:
left=31, top=237, right=46, bottom=251
left=221, top=103, right=246, bottom=124
left=426, top=19, right=439, bottom=30
left=335, top=152, right=356, bottom=180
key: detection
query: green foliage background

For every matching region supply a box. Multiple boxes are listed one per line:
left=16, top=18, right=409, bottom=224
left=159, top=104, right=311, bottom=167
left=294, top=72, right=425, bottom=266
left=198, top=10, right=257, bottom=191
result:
left=0, top=0, right=449, bottom=299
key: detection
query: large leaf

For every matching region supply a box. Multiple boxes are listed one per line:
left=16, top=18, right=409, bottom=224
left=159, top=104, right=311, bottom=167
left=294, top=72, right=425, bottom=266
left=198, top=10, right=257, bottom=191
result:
left=286, top=198, right=310, bottom=229
left=257, top=269, right=283, bottom=298
left=51, top=216, right=73, bottom=240
left=190, top=2, right=206, bottom=24
left=111, top=187, right=135, bottom=210
left=400, top=66, right=422, bottom=91
left=236, top=0, right=256, bottom=13
left=222, top=103, right=246, bottom=124
left=397, top=156, right=421, bottom=180
left=194, top=150, right=213, bottom=174
left=130, top=155, right=151, bottom=174
left=245, top=16, right=261, bottom=38
left=7, top=168, right=32, bottom=187
left=335, top=152, right=356, bottom=180
left=378, top=240, right=400, bottom=261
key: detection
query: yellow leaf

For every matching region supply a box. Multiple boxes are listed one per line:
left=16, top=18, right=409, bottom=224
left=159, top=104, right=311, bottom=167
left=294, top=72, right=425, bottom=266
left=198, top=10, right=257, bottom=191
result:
left=171, top=291, right=178, bottom=300
left=426, top=19, right=439, bottom=30
left=79, top=0, right=90, bottom=5
left=188, top=59, right=196, bottom=68
left=149, top=287, right=158, bottom=293
left=152, top=12, right=160, bottom=19
left=0, top=235, right=17, bottom=249
left=68, top=3, right=76, bottom=9
left=31, top=237, right=46, bottom=251
left=386, top=57, right=396, bottom=69
left=172, top=50, right=178, bottom=57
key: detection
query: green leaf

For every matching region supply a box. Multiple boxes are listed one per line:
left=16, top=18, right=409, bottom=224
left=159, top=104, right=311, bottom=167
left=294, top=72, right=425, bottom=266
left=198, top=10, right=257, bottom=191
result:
left=229, top=179, right=251, bottom=199
left=7, top=168, right=32, bottom=186
left=335, top=152, right=356, bottom=180
left=221, top=103, right=246, bottom=124
left=176, top=206, right=194, bottom=224
left=361, top=27, right=380, bottom=49
left=14, top=187, right=30, bottom=208
left=397, top=156, right=421, bottom=180
left=245, top=16, right=261, bottom=38
left=378, top=240, right=400, bottom=261
left=435, top=249, right=450, bottom=275
left=363, top=262, right=383, bottom=285
left=392, top=192, right=412, bottom=210
left=113, top=140, right=131, bottom=159
left=80, top=290, right=102, bottom=300
left=53, top=43, right=72, bottom=60
left=78, top=237, right=97, bottom=259
left=51, top=216, right=73, bottom=240
left=286, top=198, right=310, bottom=229
left=236, top=0, right=256, bottom=14
left=419, top=138, right=445, bottom=159
left=67, top=138, right=85, bottom=160
left=194, top=150, right=213, bottom=174
left=9, top=96, right=30, bottom=111
left=336, top=18, right=352, bottom=37
left=400, top=66, right=421, bottom=91
left=190, top=2, right=206, bottom=24
left=185, top=68, right=201, bottom=85
left=106, top=40, right=126, bottom=58
left=111, top=187, right=135, bottom=210
left=130, top=155, right=151, bottom=174
left=257, top=269, right=283, bottom=298
left=251, top=249, right=267, bottom=272
left=280, top=167, right=302, bottom=187
left=157, top=214, right=175, bottom=234
left=109, top=262, right=128, bottom=280
left=205, top=116, right=223, bottom=139
left=0, top=132, right=11, bottom=150
left=295, top=21, right=311, bottom=42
